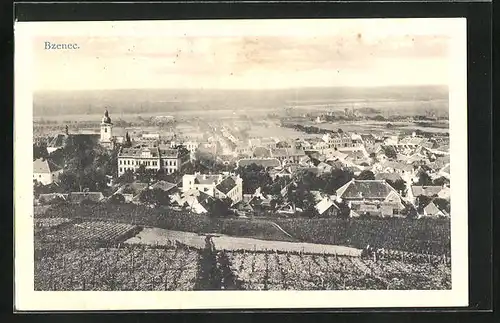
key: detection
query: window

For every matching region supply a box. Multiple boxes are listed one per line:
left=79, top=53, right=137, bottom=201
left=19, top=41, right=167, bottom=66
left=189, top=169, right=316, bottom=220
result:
left=119, top=167, right=122, bottom=172
left=104, top=128, right=107, bottom=133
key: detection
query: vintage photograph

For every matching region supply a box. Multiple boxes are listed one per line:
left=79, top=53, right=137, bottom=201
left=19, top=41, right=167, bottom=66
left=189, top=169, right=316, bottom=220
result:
left=15, top=18, right=468, bottom=309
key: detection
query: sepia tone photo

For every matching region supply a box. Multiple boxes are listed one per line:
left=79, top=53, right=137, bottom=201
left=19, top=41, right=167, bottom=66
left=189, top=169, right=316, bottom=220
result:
left=15, top=18, right=468, bottom=310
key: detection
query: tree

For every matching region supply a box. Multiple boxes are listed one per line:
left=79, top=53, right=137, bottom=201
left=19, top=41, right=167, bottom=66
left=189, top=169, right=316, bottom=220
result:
left=386, top=123, right=394, bottom=129
left=416, top=195, right=432, bottom=213
left=33, top=144, right=49, bottom=161
left=387, top=179, right=407, bottom=195
left=337, top=200, right=351, bottom=218
left=356, top=170, right=375, bottom=180
left=116, top=169, right=135, bottom=184
left=139, top=188, right=171, bottom=206
left=208, top=197, right=232, bottom=218
left=416, top=170, right=433, bottom=186
left=401, top=204, right=418, bottom=219
left=337, top=128, right=343, bottom=133
left=433, top=176, right=450, bottom=186
left=384, top=146, right=397, bottom=159
left=236, top=164, right=273, bottom=194
left=108, top=193, right=125, bottom=204
left=320, top=169, right=354, bottom=193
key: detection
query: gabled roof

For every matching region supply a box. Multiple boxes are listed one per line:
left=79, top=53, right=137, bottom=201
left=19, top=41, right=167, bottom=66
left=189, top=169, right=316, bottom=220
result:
left=150, top=180, right=177, bottom=192
left=33, top=158, right=62, bottom=174
left=411, top=185, right=443, bottom=197
left=336, top=180, right=397, bottom=200
left=215, top=176, right=238, bottom=194
left=424, top=201, right=449, bottom=216
left=315, top=197, right=339, bottom=215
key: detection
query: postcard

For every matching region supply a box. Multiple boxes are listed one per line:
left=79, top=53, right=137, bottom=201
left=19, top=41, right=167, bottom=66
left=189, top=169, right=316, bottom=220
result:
left=14, top=18, right=468, bottom=311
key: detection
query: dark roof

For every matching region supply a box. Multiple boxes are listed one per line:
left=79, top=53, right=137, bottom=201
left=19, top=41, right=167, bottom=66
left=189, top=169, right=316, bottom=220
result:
left=215, top=176, right=237, bottom=195
left=337, top=180, right=395, bottom=199
left=238, top=158, right=281, bottom=169
left=197, top=191, right=216, bottom=211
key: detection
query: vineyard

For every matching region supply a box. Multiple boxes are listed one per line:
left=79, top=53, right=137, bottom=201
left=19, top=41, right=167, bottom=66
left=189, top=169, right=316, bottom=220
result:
left=37, top=220, right=141, bottom=245
left=34, top=244, right=202, bottom=291
left=33, top=217, right=452, bottom=291
left=217, top=251, right=451, bottom=290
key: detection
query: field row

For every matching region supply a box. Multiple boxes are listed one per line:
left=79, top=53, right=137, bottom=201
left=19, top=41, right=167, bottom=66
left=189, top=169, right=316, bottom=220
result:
left=34, top=244, right=201, bottom=291
left=220, top=251, right=451, bottom=290
left=38, top=220, right=140, bottom=245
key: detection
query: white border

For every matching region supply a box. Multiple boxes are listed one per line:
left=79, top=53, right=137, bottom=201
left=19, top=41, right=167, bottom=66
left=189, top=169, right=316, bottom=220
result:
left=14, top=18, right=468, bottom=311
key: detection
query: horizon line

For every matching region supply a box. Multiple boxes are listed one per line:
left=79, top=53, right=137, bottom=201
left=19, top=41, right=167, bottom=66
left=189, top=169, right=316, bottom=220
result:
left=34, top=84, right=449, bottom=93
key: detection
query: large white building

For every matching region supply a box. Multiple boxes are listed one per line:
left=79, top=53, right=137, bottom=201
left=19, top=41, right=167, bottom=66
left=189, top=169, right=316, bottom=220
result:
left=182, top=172, right=243, bottom=206
left=117, top=144, right=190, bottom=177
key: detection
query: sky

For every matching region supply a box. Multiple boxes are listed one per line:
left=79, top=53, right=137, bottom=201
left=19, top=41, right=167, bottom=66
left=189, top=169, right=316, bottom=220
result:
left=32, top=19, right=453, bottom=91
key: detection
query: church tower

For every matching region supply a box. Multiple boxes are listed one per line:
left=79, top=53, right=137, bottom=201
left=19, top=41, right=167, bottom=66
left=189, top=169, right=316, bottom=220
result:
left=100, top=109, right=114, bottom=149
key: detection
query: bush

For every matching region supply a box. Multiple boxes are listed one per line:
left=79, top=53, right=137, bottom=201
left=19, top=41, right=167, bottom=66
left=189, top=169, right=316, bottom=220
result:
left=108, top=193, right=126, bottom=205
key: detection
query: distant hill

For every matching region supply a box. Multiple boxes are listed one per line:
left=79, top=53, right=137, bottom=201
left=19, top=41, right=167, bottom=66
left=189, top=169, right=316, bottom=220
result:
left=33, top=86, right=448, bottom=117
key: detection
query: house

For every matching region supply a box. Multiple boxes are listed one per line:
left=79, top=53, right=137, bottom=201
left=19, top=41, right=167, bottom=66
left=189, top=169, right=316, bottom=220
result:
left=269, top=167, right=293, bottom=180
left=408, top=185, right=445, bottom=204
left=150, top=180, right=178, bottom=194
left=33, top=158, right=63, bottom=185
left=177, top=190, right=214, bottom=214
left=249, top=195, right=276, bottom=213
left=315, top=197, right=340, bottom=217
left=344, top=150, right=370, bottom=165
left=422, top=200, right=450, bottom=218
left=111, top=182, right=149, bottom=203
left=214, top=176, right=244, bottom=206
left=322, top=132, right=355, bottom=149
left=361, top=134, right=376, bottom=145
left=182, top=172, right=243, bottom=206
left=37, top=193, right=68, bottom=205
left=336, top=179, right=406, bottom=217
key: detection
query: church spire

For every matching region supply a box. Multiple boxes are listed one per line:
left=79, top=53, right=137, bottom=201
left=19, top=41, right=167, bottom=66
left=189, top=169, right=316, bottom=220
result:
left=102, top=108, right=112, bottom=124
